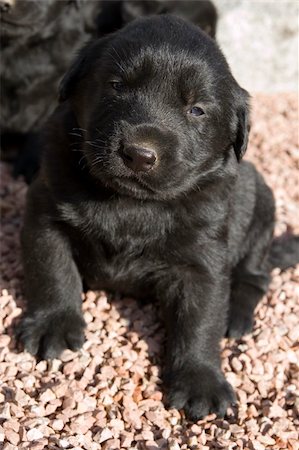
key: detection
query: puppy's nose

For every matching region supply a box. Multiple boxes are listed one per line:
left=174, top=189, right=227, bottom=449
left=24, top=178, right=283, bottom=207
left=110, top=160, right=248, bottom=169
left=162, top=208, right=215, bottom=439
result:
left=120, top=145, right=157, bottom=172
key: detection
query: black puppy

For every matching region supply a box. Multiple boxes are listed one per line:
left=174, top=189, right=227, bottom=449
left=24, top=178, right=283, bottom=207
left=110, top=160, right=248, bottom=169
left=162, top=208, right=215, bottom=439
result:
left=18, top=15, right=276, bottom=420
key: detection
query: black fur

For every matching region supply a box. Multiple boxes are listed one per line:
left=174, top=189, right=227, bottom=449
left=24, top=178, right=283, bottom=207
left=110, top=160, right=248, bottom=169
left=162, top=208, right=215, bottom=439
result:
left=18, top=15, right=276, bottom=420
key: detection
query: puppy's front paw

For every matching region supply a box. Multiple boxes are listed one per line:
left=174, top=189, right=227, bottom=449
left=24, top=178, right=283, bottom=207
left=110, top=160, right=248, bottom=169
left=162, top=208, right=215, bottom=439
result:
left=16, top=310, right=86, bottom=359
left=167, top=365, right=236, bottom=421
left=226, top=310, right=253, bottom=339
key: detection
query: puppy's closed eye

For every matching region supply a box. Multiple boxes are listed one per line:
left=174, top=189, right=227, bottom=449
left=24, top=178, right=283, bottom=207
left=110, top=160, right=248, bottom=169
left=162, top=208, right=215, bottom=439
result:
left=109, top=80, right=125, bottom=92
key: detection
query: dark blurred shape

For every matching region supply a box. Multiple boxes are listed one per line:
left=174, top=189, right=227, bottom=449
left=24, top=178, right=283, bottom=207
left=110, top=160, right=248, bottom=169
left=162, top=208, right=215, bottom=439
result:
left=0, top=0, right=101, bottom=182
left=1, top=132, right=41, bottom=183
left=97, top=0, right=218, bottom=38
left=97, top=0, right=123, bottom=36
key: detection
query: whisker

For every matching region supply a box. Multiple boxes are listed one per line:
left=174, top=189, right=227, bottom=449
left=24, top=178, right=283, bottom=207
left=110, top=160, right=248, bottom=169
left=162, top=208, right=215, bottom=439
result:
left=72, top=127, right=87, bottom=133
left=85, top=141, right=102, bottom=149
left=78, top=155, right=87, bottom=169
left=69, top=132, right=83, bottom=138
left=84, top=137, right=111, bottom=150
left=106, top=47, right=126, bottom=74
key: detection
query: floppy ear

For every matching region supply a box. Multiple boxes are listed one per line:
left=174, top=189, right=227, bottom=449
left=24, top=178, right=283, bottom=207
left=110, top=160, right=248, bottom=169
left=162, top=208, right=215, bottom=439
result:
left=59, top=36, right=111, bottom=103
left=233, top=89, right=250, bottom=161
left=59, top=44, right=91, bottom=103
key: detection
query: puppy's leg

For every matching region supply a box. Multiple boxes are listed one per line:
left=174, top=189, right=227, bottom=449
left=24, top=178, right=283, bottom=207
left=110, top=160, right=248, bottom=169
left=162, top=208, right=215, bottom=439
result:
left=159, top=264, right=235, bottom=420
left=227, top=232, right=273, bottom=338
left=17, top=189, right=85, bottom=359
left=227, top=182, right=275, bottom=338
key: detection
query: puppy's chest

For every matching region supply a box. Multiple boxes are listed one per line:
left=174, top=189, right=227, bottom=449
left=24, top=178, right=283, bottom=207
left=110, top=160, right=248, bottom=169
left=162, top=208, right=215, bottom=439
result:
left=89, top=199, right=174, bottom=246
left=62, top=198, right=177, bottom=287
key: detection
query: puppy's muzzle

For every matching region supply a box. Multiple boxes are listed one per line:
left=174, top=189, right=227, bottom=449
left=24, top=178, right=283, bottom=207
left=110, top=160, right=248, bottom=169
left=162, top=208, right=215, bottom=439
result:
left=120, top=144, right=157, bottom=172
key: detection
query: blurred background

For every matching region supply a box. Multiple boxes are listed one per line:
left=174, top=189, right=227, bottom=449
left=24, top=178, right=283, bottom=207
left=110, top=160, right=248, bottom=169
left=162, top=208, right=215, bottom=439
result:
left=213, top=0, right=298, bottom=92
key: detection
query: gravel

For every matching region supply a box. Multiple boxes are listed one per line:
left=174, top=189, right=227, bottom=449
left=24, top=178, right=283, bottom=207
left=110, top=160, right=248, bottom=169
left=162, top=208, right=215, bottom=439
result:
left=0, top=93, right=298, bottom=449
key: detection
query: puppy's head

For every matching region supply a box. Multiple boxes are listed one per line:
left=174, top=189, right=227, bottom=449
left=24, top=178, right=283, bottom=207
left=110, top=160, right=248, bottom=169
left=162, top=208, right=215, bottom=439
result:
left=60, top=15, right=250, bottom=200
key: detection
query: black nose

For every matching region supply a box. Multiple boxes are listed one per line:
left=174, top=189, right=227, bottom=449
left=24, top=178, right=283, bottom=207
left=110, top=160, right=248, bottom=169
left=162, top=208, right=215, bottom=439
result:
left=120, top=145, right=157, bottom=172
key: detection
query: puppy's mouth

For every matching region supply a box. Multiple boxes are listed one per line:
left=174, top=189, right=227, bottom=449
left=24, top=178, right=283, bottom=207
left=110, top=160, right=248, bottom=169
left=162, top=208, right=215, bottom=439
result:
left=84, top=137, right=159, bottom=197
left=103, top=174, right=156, bottom=198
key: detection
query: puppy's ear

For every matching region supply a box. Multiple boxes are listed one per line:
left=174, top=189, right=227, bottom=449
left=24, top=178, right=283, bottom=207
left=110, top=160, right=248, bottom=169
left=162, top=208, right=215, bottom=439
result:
left=233, top=89, right=250, bottom=161
left=59, top=36, right=110, bottom=103
left=59, top=45, right=90, bottom=103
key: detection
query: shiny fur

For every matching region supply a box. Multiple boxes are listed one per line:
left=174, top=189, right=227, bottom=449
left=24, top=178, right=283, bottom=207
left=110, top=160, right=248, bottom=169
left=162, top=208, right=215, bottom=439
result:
left=18, top=16, right=276, bottom=420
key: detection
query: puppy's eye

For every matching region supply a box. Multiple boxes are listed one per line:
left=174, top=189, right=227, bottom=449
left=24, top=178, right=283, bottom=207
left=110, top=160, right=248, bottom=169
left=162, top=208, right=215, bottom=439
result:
left=188, top=106, right=205, bottom=117
left=110, top=81, right=125, bottom=92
